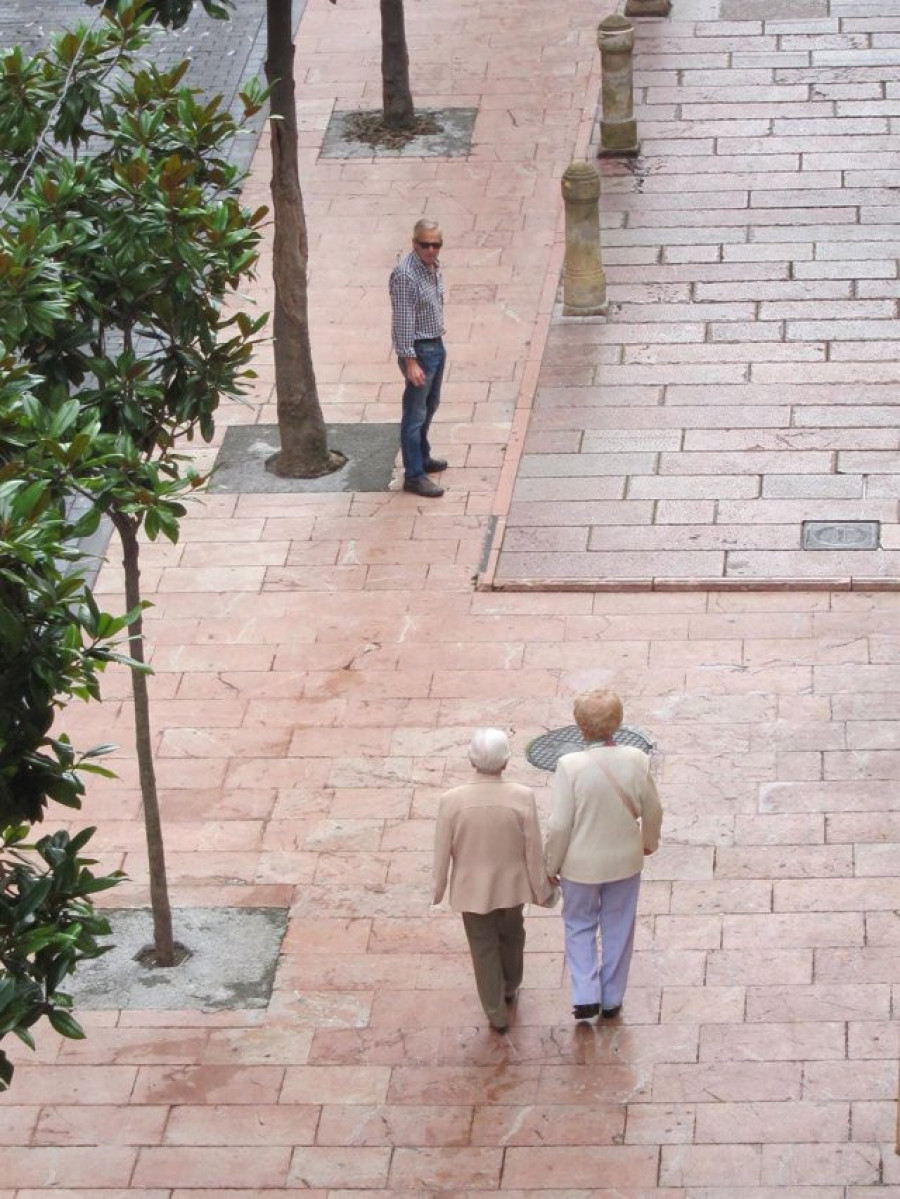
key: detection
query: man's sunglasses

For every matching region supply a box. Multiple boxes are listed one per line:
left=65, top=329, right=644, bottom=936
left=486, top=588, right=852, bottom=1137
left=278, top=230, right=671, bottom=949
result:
left=416, top=240, right=443, bottom=249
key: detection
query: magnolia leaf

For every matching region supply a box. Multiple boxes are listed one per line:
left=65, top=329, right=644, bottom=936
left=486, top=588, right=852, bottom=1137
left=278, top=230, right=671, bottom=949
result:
left=47, top=1010, right=86, bottom=1040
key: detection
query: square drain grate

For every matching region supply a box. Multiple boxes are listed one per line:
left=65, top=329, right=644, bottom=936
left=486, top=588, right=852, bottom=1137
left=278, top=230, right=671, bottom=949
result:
left=802, top=521, right=880, bottom=551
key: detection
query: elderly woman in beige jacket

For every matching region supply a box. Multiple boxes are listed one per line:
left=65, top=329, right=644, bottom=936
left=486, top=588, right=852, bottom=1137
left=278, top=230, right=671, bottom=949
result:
left=433, top=728, right=553, bottom=1033
left=545, top=689, right=662, bottom=1022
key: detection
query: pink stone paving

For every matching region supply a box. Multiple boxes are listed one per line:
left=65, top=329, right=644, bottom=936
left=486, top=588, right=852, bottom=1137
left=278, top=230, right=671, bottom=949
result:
left=2, top=0, right=899, bottom=1195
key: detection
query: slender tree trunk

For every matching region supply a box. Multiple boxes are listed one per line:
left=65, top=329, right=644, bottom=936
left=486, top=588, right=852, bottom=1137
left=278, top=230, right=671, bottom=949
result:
left=380, top=0, right=415, bottom=129
left=265, top=0, right=332, bottom=477
left=114, top=514, right=175, bottom=966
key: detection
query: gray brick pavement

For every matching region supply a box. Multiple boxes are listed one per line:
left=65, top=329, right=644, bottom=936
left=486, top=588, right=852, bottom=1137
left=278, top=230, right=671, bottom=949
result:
left=492, top=0, right=900, bottom=589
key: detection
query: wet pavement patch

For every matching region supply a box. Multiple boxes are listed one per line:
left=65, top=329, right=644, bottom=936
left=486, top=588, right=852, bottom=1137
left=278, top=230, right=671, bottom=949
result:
left=320, top=107, right=477, bottom=159
left=210, top=423, right=398, bottom=493
left=68, top=907, right=288, bottom=1010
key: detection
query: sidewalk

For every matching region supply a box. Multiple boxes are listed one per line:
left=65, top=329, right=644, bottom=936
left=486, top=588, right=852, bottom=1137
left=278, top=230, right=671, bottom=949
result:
left=490, top=0, right=900, bottom=588
left=1, top=0, right=898, bottom=1194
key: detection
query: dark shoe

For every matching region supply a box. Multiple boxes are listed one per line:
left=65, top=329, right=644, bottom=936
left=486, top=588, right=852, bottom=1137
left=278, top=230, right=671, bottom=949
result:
left=423, top=456, right=448, bottom=473
left=602, top=1005, right=622, bottom=1019
left=403, top=475, right=444, bottom=498
left=573, top=1003, right=600, bottom=1021
left=491, top=1022, right=508, bottom=1034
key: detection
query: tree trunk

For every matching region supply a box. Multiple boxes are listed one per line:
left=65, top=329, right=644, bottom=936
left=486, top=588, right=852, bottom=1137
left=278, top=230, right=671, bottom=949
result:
left=114, top=514, right=176, bottom=966
left=380, top=0, right=415, bottom=129
left=265, top=0, right=332, bottom=477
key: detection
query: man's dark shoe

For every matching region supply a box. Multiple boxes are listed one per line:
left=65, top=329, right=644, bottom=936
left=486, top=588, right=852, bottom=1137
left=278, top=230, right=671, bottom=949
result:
left=602, top=1005, right=622, bottom=1019
left=573, top=1003, right=600, bottom=1021
left=423, top=457, right=448, bottom=473
left=403, top=475, right=444, bottom=498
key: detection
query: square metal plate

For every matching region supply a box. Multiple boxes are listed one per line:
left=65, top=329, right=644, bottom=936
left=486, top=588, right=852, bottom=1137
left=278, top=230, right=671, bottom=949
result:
left=801, top=521, right=880, bottom=551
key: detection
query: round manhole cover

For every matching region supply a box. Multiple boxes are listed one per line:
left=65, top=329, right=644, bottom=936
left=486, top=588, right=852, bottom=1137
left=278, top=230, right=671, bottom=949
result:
left=526, top=724, right=655, bottom=771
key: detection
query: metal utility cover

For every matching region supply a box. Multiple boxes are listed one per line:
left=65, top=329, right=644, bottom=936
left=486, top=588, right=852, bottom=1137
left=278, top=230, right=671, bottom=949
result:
left=526, top=725, right=655, bottom=772
left=801, top=521, right=880, bottom=551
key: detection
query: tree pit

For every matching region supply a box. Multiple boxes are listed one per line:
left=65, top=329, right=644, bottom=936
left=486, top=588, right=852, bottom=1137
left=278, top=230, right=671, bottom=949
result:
left=342, top=109, right=444, bottom=150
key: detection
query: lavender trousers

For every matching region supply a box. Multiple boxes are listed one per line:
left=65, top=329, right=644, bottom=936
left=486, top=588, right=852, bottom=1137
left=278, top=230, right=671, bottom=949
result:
left=560, top=874, right=642, bottom=1008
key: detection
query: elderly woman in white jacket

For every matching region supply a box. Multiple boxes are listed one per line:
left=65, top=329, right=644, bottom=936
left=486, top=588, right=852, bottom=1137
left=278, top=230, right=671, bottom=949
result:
left=544, top=689, right=662, bottom=1022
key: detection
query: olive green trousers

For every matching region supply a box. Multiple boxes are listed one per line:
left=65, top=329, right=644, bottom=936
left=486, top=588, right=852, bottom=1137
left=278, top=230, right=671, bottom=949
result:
left=461, top=906, right=526, bottom=1029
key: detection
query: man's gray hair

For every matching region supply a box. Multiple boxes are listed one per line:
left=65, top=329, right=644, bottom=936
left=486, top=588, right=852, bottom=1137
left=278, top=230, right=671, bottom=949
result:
left=468, top=727, right=510, bottom=774
left=413, top=217, right=441, bottom=237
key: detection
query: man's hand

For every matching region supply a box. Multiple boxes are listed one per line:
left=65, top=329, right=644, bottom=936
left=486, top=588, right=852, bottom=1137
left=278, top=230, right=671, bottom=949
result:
left=405, top=357, right=425, bottom=387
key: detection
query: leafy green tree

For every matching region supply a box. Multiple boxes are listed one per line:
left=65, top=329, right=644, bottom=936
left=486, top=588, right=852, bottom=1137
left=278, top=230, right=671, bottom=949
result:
left=94, top=0, right=420, bottom=466
left=94, top=0, right=341, bottom=477
left=133, top=0, right=231, bottom=21
left=0, top=822, right=120, bottom=1090
left=0, top=7, right=266, bottom=963
left=0, top=365, right=128, bottom=1091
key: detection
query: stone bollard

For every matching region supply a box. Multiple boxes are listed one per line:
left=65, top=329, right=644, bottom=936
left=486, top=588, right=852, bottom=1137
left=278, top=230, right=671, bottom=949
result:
left=561, top=161, right=608, bottom=317
left=625, top=0, right=671, bottom=17
left=598, top=15, right=639, bottom=157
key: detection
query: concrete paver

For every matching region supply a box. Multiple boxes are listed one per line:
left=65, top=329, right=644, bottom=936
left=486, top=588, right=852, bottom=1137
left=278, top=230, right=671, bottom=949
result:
left=491, top=0, right=900, bottom=589
left=2, top=0, right=900, bottom=1195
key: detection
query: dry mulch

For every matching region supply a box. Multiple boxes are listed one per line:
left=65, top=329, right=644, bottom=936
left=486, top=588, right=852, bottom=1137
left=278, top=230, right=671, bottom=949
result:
left=342, top=109, right=444, bottom=149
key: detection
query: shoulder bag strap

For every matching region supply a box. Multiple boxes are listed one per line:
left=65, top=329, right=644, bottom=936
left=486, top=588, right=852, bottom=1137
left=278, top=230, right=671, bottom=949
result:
left=593, top=755, right=640, bottom=821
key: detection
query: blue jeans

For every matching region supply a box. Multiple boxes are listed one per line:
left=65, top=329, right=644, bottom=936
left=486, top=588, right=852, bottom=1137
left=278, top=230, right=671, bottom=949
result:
left=399, top=338, right=445, bottom=480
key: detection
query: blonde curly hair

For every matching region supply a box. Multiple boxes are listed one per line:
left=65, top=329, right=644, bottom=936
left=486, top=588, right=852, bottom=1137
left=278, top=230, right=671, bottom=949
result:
left=573, top=689, right=623, bottom=742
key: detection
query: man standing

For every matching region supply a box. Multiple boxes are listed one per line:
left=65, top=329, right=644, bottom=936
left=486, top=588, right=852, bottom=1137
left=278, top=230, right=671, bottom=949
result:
left=389, top=218, right=448, bottom=498
left=433, top=729, right=554, bottom=1032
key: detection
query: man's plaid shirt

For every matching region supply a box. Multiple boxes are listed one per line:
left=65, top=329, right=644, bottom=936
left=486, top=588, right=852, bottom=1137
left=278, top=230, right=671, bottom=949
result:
left=389, top=250, right=445, bottom=358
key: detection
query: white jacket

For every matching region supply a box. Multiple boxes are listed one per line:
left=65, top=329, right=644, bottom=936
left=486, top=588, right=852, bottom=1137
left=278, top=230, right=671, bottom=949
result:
left=544, top=745, right=662, bottom=884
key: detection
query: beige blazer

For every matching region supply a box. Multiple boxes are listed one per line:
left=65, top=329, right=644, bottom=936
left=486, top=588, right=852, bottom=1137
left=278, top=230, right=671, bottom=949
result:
left=544, top=745, right=662, bottom=884
left=433, top=775, right=552, bottom=913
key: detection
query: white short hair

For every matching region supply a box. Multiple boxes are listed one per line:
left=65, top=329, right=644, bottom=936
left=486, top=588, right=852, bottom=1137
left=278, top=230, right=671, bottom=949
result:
left=468, top=727, right=510, bottom=773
